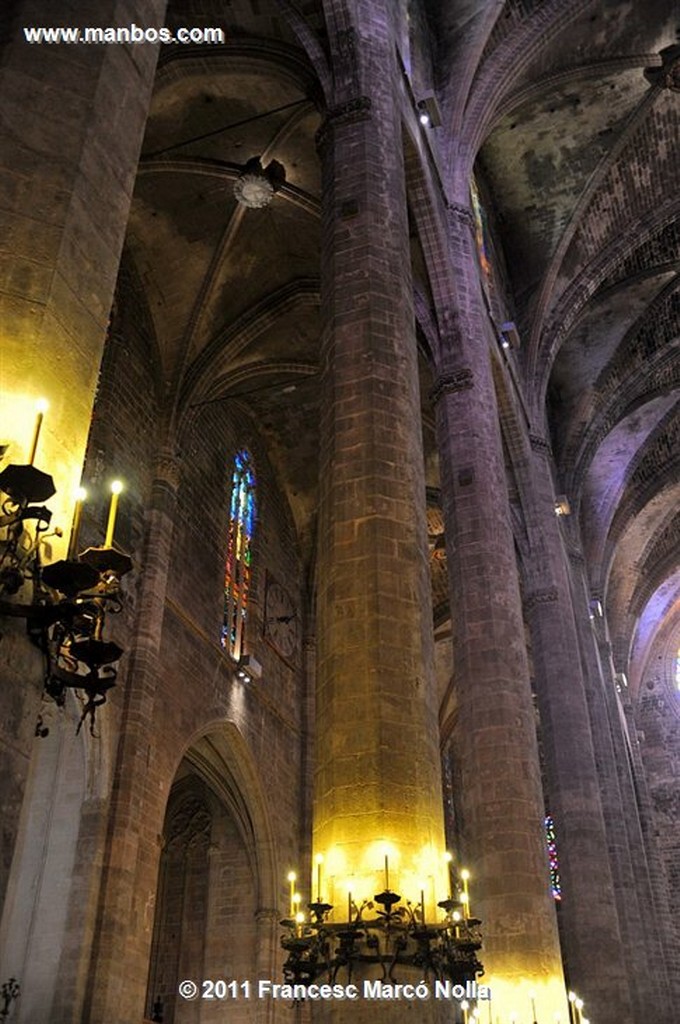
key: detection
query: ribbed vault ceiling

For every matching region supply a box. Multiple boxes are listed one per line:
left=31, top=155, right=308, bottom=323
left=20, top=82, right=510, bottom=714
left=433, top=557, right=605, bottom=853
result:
left=121, top=0, right=679, bottom=702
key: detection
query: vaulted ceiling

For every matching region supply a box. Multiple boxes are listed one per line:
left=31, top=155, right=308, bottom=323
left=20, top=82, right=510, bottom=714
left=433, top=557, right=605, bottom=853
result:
left=121, top=0, right=679, bottom=701
left=437, top=0, right=680, bottom=694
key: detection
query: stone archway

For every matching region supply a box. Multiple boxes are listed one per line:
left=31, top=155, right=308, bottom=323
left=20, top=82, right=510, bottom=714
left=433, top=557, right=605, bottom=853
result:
left=145, top=725, right=279, bottom=1024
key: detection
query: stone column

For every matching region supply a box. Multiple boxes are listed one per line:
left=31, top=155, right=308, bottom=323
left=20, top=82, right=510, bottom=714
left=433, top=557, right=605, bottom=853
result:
left=522, top=441, right=633, bottom=1023
left=254, top=907, right=280, bottom=1024
left=623, top=691, right=680, bottom=1007
left=0, top=0, right=166, bottom=541
left=85, top=451, right=180, bottom=1023
left=313, top=12, right=447, bottom=1021
left=0, top=0, right=165, bottom=916
left=571, top=564, right=673, bottom=1019
left=432, top=205, right=567, bottom=1020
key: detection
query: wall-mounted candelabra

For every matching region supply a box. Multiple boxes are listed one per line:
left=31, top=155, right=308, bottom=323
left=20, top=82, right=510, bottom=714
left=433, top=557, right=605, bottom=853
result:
left=0, top=401, right=130, bottom=734
left=280, top=861, right=483, bottom=991
left=0, top=977, right=20, bottom=1020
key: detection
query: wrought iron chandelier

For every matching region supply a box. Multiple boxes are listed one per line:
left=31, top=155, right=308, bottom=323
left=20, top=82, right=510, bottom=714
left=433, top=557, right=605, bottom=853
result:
left=280, top=883, right=483, bottom=993
left=0, top=409, right=130, bottom=734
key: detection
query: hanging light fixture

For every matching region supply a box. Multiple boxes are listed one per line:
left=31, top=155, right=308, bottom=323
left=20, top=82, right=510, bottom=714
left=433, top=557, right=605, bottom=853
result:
left=280, top=863, right=484, bottom=994
left=233, top=156, right=286, bottom=209
left=0, top=437, right=131, bottom=735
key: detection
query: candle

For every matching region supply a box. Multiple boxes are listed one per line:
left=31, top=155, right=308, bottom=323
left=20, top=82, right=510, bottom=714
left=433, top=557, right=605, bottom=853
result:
left=444, top=850, right=454, bottom=898
left=384, top=854, right=390, bottom=890
left=348, top=890, right=353, bottom=924
left=567, top=992, right=576, bottom=1024
left=574, top=998, right=583, bottom=1024
left=461, top=999, right=469, bottom=1024
left=28, top=398, right=48, bottom=466
left=287, top=871, right=296, bottom=917
left=420, top=888, right=426, bottom=925
left=461, top=868, right=470, bottom=918
left=104, top=479, right=123, bottom=547
left=67, top=487, right=87, bottom=560
left=295, top=911, right=304, bottom=937
left=530, top=990, right=537, bottom=1023
left=315, top=853, right=324, bottom=902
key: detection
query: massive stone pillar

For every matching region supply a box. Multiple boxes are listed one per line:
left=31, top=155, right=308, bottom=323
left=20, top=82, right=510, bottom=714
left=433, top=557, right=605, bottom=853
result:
left=0, top=0, right=165, bottom=916
left=568, top=552, right=673, bottom=1019
left=85, top=452, right=180, bottom=1023
left=313, top=9, right=448, bottom=1020
left=432, top=205, right=568, bottom=1020
left=522, top=442, right=634, bottom=1023
left=0, top=0, right=166, bottom=540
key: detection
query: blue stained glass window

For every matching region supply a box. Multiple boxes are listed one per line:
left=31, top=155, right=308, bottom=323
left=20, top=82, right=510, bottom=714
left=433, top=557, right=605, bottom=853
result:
left=221, top=450, right=256, bottom=659
left=545, top=814, right=562, bottom=901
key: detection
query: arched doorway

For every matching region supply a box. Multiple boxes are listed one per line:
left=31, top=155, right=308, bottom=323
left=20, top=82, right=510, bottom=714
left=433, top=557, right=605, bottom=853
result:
left=146, top=728, right=277, bottom=1023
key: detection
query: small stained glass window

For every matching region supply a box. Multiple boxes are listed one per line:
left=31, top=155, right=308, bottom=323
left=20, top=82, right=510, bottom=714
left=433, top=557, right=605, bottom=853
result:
left=545, top=814, right=562, bottom=901
left=221, top=450, right=256, bottom=659
left=470, top=175, right=493, bottom=297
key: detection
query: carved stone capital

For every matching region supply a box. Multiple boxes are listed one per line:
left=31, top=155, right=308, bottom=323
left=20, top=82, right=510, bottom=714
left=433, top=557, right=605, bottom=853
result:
left=255, top=906, right=281, bottom=924
left=447, top=201, right=477, bottom=238
left=153, top=447, right=181, bottom=490
left=567, top=547, right=585, bottom=566
left=524, top=587, right=559, bottom=611
left=315, top=96, right=372, bottom=152
left=429, top=368, right=475, bottom=404
left=529, top=433, right=552, bottom=458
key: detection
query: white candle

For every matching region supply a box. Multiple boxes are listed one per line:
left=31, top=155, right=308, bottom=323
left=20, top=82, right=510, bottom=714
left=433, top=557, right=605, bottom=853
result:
left=28, top=398, right=48, bottom=466
left=67, top=487, right=87, bottom=560
left=444, top=850, right=454, bottom=898
left=105, top=479, right=123, bottom=547
left=461, top=868, right=471, bottom=918
left=287, top=871, right=296, bottom=917
left=315, top=853, right=324, bottom=902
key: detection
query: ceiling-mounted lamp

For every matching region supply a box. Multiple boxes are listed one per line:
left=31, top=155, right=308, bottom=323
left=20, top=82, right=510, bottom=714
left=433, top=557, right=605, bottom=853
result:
left=500, top=321, right=521, bottom=350
left=233, top=156, right=286, bottom=209
left=416, top=93, right=442, bottom=128
left=614, top=672, right=628, bottom=694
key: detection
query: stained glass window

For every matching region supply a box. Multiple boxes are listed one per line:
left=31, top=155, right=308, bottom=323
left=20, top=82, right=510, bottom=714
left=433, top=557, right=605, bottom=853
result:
left=675, top=649, right=680, bottom=690
left=221, top=449, right=256, bottom=659
left=470, top=175, right=493, bottom=300
left=545, top=814, right=562, bottom=901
